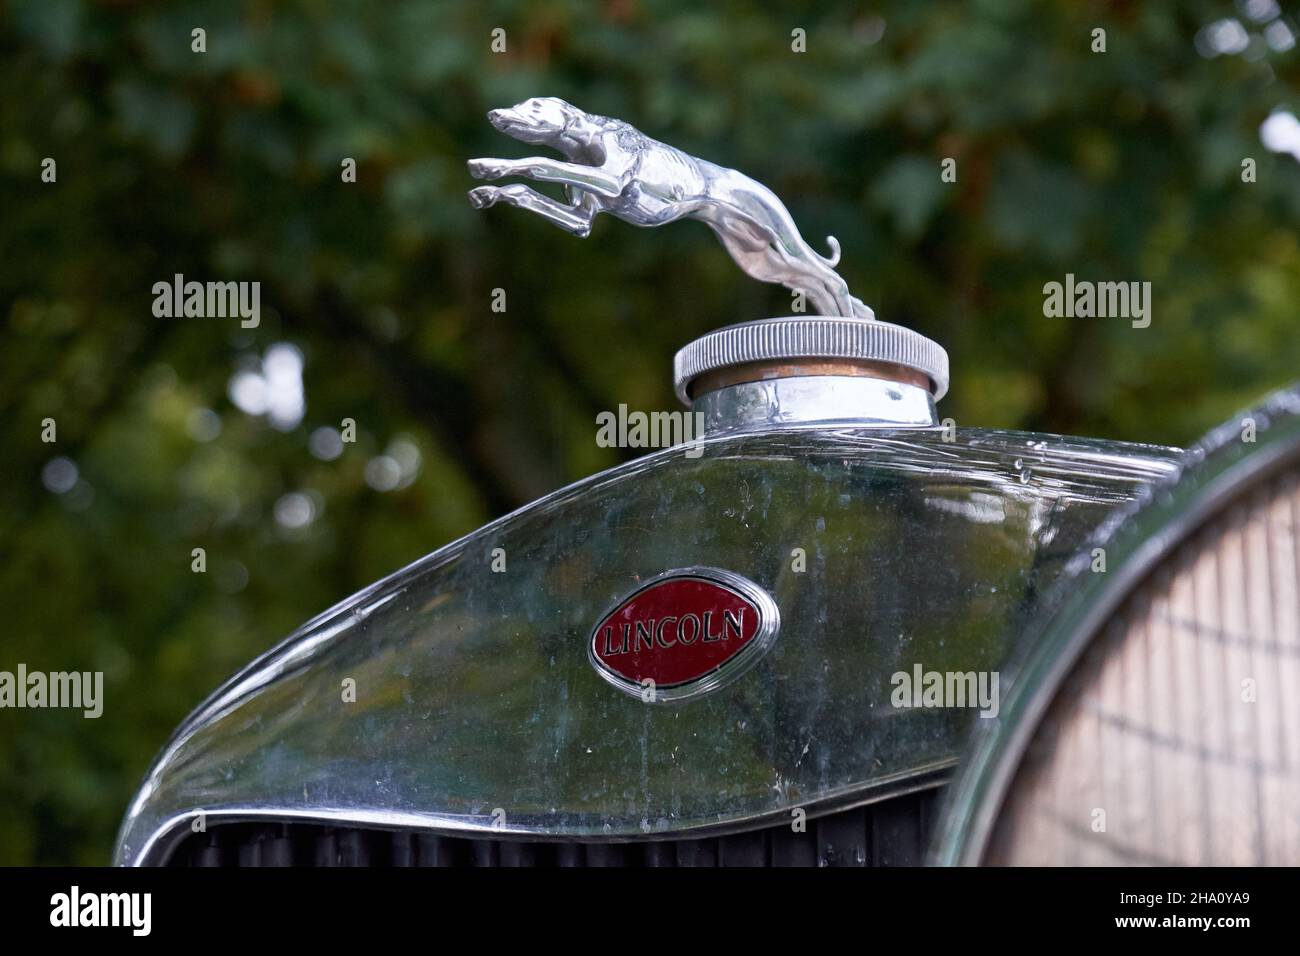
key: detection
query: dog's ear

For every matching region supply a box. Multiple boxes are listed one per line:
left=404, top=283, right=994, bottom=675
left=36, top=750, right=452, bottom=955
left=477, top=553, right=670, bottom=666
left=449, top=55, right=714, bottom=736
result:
left=558, top=99, right=600, bottom=136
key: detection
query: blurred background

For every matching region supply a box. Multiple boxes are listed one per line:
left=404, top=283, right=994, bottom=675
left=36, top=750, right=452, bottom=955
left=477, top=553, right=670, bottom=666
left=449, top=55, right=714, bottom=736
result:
left=1, top=0, right=1298, bottom=864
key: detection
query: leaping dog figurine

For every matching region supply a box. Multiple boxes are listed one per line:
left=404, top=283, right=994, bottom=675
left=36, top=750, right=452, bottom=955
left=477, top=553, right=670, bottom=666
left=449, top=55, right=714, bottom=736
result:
left=467, top=97, right=872, bottom=319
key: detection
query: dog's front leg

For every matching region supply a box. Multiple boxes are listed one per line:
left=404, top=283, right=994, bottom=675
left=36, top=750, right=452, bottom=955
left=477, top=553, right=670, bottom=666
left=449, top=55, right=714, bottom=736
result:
left=468, top=184, right=599, bottom=237
left=468, top=157, right=624, bottom=199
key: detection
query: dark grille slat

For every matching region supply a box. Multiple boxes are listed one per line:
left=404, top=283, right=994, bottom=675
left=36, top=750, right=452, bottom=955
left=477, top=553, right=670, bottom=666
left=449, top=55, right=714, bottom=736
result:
left=673, top=837, right=717, bottom=867
left=172, top=788, right=940, bottom=866
left=642, top=842, right=676, bottom=867
left=718, top=829, right=767, bottom=866
left=583, top=843, right=628, bottom=867
left=389, top=833, right=415, bottom=867
left=498, top=841, right=539, bottom=867
left=553, top=843, right=584, bottom=867
left=192, top=834, right=225, bottom=868
left=870, top=794, right=925, bottom=866
left=770, top=820, right=818, bottom=866
left=471, top=840, right=498, bottom=867
left=264, top=827, right=294, bottom=866
left=815, top=806, right=869, bottom=867
left=312, top=831, right=338, bottom=867
left=416, top=833, right=459, bottom=867
left=339, top=829, right=371, bottom=866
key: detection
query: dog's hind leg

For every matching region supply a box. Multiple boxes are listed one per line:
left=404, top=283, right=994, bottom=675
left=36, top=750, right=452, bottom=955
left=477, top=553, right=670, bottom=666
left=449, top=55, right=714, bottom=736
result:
left=468, top=184, right=598, bottom=237
left=704, top=212, right=790, bottom=282
left=698, top=207, right=855, bottom=315
left=813, top=270, right=859, bottom=318
left=743, top=228, right=860, bottom=317
left=783, top=260, right=866, bottom=318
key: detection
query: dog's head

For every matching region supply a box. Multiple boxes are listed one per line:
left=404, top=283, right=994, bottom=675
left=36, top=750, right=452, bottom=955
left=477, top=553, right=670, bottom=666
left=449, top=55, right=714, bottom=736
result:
left=488, top=97, right=587, bottom=146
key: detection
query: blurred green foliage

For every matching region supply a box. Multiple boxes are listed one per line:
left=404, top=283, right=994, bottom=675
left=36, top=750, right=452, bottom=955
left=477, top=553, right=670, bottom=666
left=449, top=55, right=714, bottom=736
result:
left=1, top=0, right=1297, bottom=864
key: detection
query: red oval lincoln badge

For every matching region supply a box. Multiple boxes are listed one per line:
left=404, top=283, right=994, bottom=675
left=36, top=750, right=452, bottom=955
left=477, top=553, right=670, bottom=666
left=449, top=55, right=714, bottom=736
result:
left=589, top=567, right=780, bottom=702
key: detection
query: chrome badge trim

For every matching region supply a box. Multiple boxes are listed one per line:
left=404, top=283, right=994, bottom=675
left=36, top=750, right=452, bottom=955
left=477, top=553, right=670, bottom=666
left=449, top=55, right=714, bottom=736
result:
left=588, top=567, right=781, bottom=703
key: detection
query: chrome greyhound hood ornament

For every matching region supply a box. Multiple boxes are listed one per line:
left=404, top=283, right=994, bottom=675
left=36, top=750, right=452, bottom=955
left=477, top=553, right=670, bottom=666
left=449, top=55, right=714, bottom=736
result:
left=468, top=96, right=869, bottom=319
left=468, top=96, right=949, bottom=423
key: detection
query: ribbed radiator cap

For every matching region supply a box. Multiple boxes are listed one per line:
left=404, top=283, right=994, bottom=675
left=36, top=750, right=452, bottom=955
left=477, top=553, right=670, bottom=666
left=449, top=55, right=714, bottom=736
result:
left=673, top=317, right=950, bottom=406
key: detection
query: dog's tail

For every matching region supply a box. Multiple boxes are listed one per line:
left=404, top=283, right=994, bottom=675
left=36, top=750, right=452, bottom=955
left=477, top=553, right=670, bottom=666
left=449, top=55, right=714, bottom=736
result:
left=819, top=235, right=842, bottom=267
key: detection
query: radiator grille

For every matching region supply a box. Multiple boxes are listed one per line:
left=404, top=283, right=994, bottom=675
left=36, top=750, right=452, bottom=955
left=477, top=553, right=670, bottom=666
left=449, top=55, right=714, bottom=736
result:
left=987, top=469, right=1300, bottom=865
left=168, top=788, right=939, bottom=867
